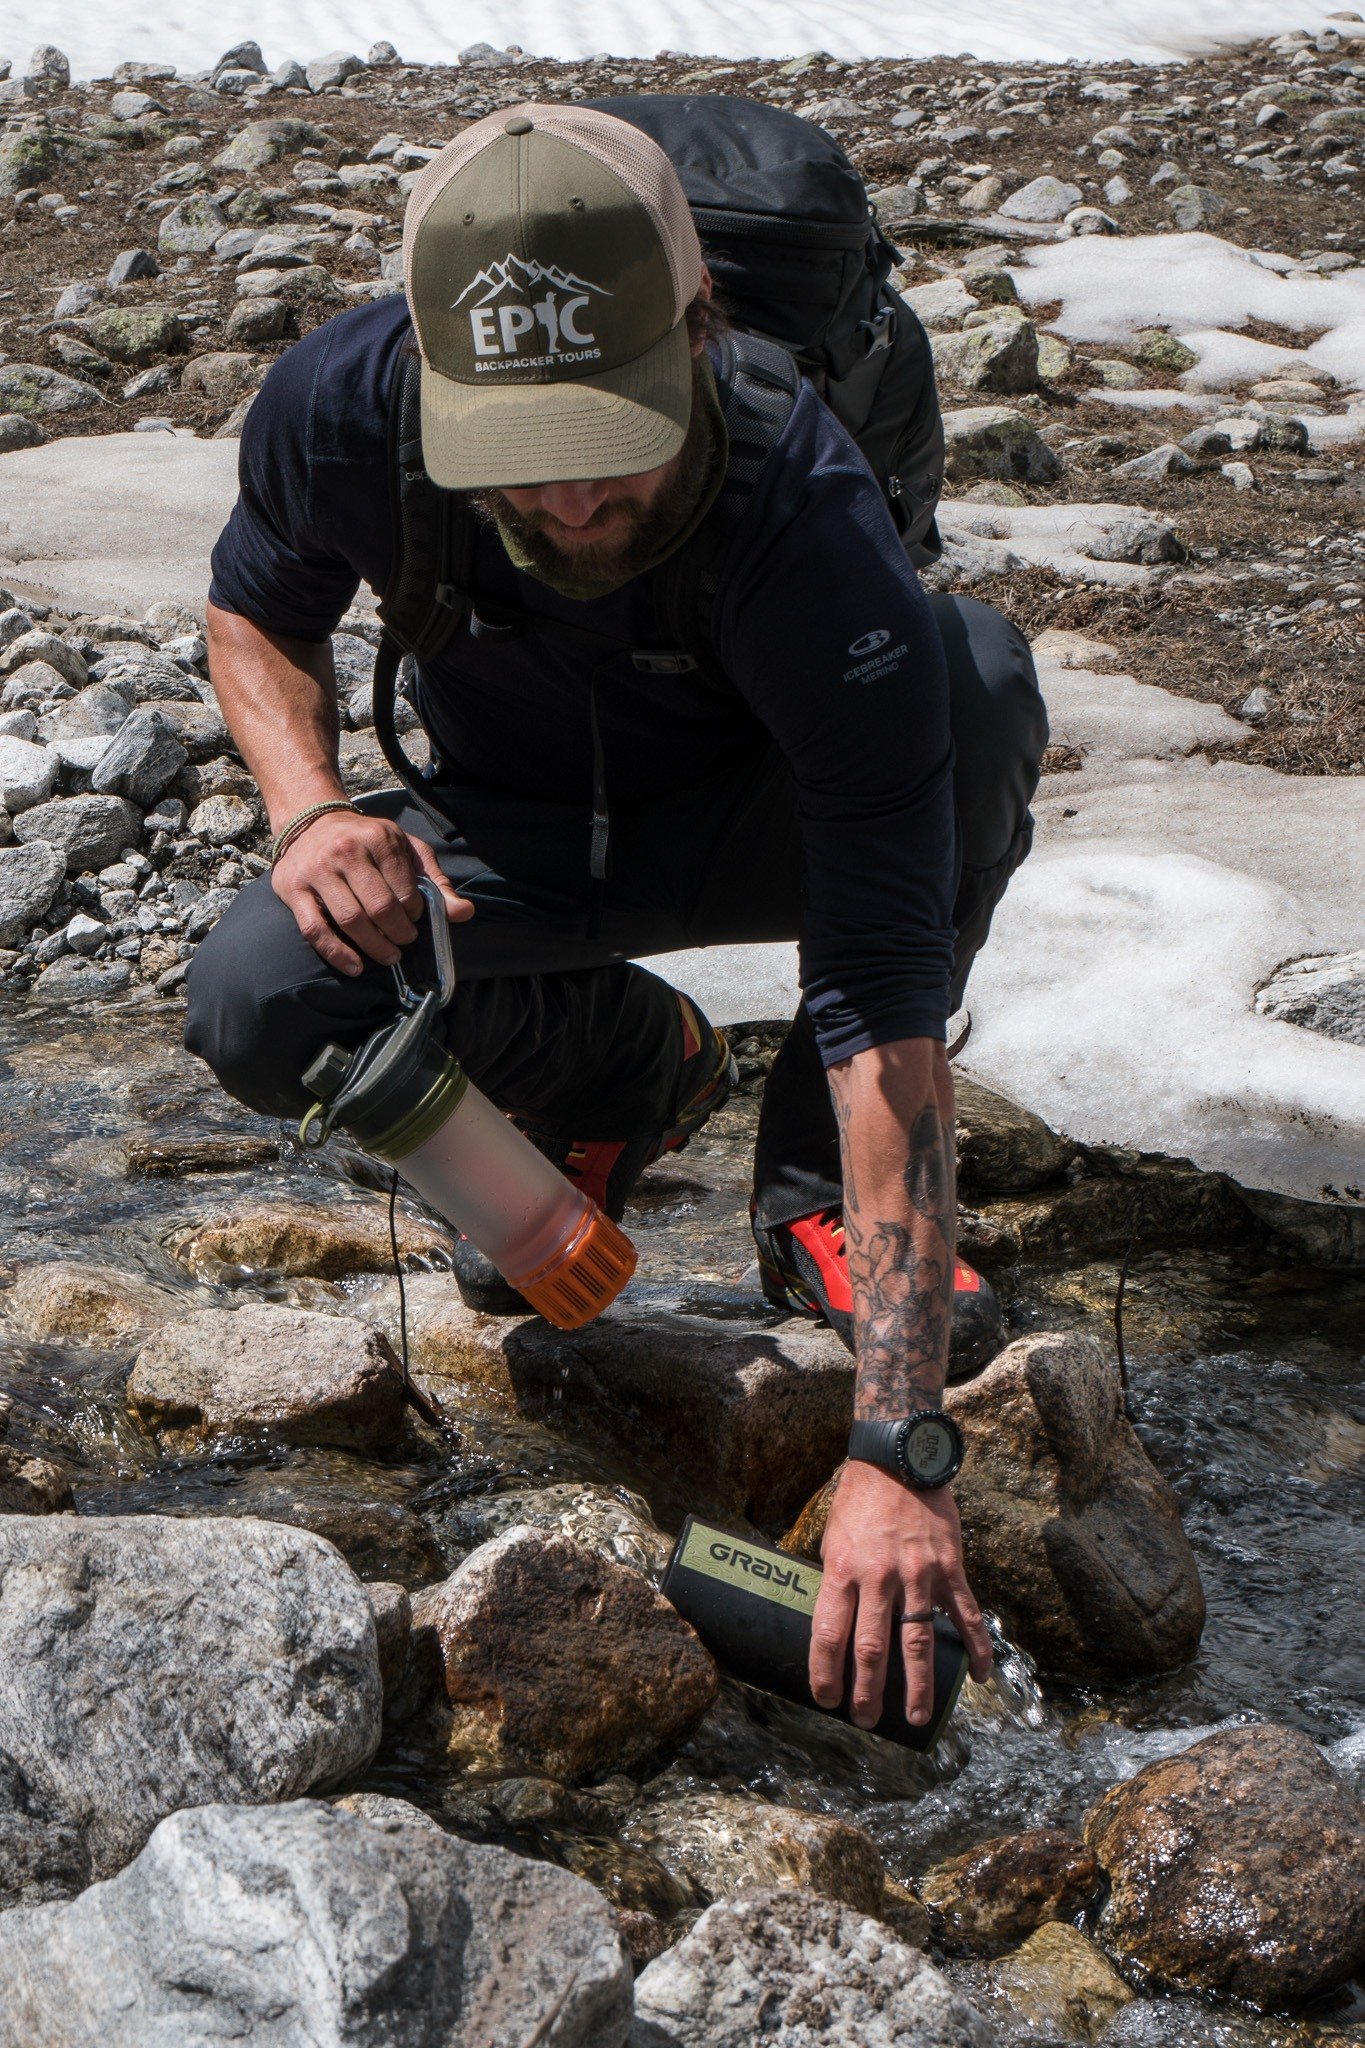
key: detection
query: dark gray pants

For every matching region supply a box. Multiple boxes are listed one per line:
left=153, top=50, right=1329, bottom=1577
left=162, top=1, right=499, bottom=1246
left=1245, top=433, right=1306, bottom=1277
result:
left=186, top=595, right=1047, bottom=1228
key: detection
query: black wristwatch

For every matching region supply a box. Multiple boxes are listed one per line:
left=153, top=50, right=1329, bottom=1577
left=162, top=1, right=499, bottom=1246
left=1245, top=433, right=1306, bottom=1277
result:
left=848, top=1412, right=965, bottom=1491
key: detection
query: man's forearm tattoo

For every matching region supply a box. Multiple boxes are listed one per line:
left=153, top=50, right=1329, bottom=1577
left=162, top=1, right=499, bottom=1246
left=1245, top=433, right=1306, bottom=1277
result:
left=836, top=1098, right=956, bottom=1419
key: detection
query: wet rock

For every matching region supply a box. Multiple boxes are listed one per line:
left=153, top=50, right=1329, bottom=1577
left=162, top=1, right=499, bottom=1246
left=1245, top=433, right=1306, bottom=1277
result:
left=32, top=956, right=134, bottom=1001
left=364, top=1580, right=412, bottom=1691
left=1000, top=175, right=1082, bottom=221
left=365, top=1280, right=852, bottom=1525
left=0, top=735, right=57, bottom=815
left=622, top=1791, right=887, bottom=1915
left=124, top=1130, right=279, bottom=1175
left=955, top=1077, right=1071, bottom=1195
left=214, top=119, right=334, bottom=174
left=13, top=794, right=141, bottom=874
left=0, top=1516, right=380, bottom=1905
left=77, top=307, right=187, bottom=367
left=427, top=1470, right=670, bottom=1580
left=127, top=1303, right=406, bottom=1453
left=986, top=1149, right=1256, bottom=1260
left=170, top=1198, right=449, bottom=1280
left=0, top=1802, right=632, bottom=2048
left=916, top=1829, right=1101, bottom=1954
left=630, top=1889, right=990, bottom=2047
left=1085, top=1722, right=1365, bottom=2008
left=943, top=406, right=1061, bottom=485
left=932, top=319, right=1039, bottom=394
left=90, top=709, right=186, bottom=807
left=785, top=1331, right=1203, bottom=1682
left=397, top=1526, right=718, bottom=1782
left=1256, top=950, right=1365, bottom=1048
left=0, top=1447, right=74, bottom=1514
left=4, top=1259, right=181, bottom=1345
left=959, top=1922, right=1134, bottom=2042
left=329, top=1790, right=440, bottom=1831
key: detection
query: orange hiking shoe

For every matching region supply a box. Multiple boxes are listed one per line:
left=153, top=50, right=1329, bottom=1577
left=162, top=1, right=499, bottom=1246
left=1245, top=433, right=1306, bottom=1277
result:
left=754, top=1204, right=1003, bottom=1378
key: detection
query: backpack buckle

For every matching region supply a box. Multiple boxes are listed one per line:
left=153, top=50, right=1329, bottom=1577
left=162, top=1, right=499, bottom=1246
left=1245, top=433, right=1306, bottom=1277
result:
left=859, top=304, right=896, bottom=356
left=632, top=651, right=698, bottom=675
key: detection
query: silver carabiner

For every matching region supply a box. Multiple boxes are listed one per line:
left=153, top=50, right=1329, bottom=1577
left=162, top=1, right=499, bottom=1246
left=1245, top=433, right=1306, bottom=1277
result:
left=390, top=874, right=457, bottom=1014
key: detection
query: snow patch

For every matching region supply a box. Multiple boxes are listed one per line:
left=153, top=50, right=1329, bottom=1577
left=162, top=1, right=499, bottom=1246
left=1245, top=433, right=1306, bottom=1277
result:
left=1012, top=234, right=1365, bottom=393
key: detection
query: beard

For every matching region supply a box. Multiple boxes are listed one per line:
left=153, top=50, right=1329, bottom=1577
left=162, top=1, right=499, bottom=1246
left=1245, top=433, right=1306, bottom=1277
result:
left=469, top=354, right=717, bottom=586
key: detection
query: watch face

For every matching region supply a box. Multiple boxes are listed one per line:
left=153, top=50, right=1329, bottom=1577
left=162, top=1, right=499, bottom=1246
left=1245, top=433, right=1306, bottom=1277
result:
left=900, top=1415, right=959, bottom=1487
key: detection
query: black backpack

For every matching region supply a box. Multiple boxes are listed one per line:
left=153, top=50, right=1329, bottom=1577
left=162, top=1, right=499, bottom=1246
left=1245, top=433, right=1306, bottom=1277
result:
left=372, top=94, right=944, bottom=815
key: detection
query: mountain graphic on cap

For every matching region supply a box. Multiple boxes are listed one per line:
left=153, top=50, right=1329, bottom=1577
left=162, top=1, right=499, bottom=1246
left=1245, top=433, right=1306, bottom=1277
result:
left=453, top=253, right=613, bottom=310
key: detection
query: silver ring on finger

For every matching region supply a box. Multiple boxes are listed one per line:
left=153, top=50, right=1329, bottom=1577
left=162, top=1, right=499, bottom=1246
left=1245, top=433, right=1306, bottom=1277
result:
left=899, top=1610, right=935, bottom=1625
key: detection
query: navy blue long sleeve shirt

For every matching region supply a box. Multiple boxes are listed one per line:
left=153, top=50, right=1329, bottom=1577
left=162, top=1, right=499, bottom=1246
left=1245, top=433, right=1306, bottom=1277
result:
left=209, top=295, right=959, bottom=1064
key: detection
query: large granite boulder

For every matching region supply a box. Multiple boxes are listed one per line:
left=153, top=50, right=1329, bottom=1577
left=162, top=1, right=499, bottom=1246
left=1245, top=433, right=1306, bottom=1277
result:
left=397, top=1526, right=718, bottom=1782
left=1085, top=1723, right=1365, bottom=2008
left=630, top=1889, right=990, bottom=2047
left=784, top=1332, right=1205, bottom=1683
left=127, top=1303, right=406, bottom=1453
left=0, top=1801, right=632, bottom=2047
left=0, top=1516, right=380, bottom=1906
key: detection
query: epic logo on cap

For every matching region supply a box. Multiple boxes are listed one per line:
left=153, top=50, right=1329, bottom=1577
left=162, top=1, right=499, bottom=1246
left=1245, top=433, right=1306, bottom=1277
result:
left=453, top=253, right=613, bottom=371
left=399, top=102, right=704, bottom=490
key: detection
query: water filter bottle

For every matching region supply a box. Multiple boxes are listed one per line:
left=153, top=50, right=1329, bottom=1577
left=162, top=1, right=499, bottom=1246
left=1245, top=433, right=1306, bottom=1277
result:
left=662, top=1516, right=969, bottom=1752
left=299, top=878, right=636, bottom=1329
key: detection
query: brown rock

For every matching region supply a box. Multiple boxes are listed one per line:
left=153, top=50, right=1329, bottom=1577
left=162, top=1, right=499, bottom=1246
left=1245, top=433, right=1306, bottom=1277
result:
left=5, top=1260, right=181, bottom=1346
left=1085, top=1723, right=1365, bottom=2008
left=986, top=1149, right=1257, bottom=1260
left=363, top=1580, right=411, bottom=1693
left=0, top=1446, right=74, bottom=1513
left=398, top=1526, right=718, bottom=1782
left=616, top=1906, right=668, bottom=1968
left=178, top=351, right=261, bottom=403
left=358, top=1275, right=853, bottom=1526
left=127, top=1303, right=406, bottom=1453
left=623, top=1791, right=887, bottom=1916
left=124, top=1132, right=280, bottom=1177
left=961, top=1922, right=1133, bottom=2041
left=169, top=1199, right=450, bottom=1280
left=783, top=1332, right=1205, bottom=1683
left=954, top=1078, right=1071, bottom=1196
left=917, top=1829, right=1101, bottom=1954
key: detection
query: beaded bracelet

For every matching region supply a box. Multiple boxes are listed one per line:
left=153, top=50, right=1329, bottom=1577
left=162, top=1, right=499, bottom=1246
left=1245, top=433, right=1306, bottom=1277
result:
left=269, top=799, right=358, bottom=867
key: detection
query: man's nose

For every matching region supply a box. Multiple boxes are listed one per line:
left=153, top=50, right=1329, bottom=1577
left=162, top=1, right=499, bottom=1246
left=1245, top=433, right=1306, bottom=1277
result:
left=538, top=481, right=611, bottom=527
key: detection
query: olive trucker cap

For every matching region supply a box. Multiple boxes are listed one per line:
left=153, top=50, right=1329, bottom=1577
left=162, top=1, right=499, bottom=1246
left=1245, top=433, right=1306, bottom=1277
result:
left=402, top=103, right=704, bottom=490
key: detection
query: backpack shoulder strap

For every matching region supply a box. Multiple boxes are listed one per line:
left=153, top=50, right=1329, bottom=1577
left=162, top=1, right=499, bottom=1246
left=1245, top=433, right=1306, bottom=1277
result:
left=653, top=329, right=802, bottom=685
left=375, top=346, right=474, bottom=662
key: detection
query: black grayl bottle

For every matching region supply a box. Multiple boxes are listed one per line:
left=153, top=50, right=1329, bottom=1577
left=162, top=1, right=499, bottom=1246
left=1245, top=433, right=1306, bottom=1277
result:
left=662, top=1516, right=968, bottom=1752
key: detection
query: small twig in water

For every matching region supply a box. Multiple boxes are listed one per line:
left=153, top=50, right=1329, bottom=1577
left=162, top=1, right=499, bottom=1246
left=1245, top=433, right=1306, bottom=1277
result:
left=388, top=1171, right=463, bottom=1447
left=1114, top=1225, right=1136, bottom=1412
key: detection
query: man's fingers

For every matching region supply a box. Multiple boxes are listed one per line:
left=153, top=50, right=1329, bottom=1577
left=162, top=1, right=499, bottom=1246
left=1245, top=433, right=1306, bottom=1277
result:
left=411, top=838, right=476, bottom=922
left=849, top=1591, right=894, bottom=1730
left=808, top=1573, right=857, bottom=1711
left=326, top=880, right=405, bottom=967
left=898, top=1614, right=937, bottom=1727
left=944, top=1573, right=994, bottom=1683
left=288, top=889, right=365, bottom=978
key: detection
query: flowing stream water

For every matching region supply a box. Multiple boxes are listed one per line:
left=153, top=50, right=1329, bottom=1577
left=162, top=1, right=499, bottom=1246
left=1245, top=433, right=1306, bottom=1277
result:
left=1, top=987, right=1362, bottom=2041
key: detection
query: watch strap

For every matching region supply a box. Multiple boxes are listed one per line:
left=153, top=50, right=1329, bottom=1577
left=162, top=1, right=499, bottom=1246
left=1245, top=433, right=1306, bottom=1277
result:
left=848, top=1418, right=905, bottom=1473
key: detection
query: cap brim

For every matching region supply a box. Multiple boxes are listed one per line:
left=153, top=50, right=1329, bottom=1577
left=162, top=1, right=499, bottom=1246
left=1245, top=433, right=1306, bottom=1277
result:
left=419, top=318, right=693, bottom=490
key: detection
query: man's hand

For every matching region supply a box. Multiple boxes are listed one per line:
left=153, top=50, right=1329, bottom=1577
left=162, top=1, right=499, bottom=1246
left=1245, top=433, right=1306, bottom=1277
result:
left=272, top=809, right=472, bottom=976
left=811, top=1458, right=993, bottom=1728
